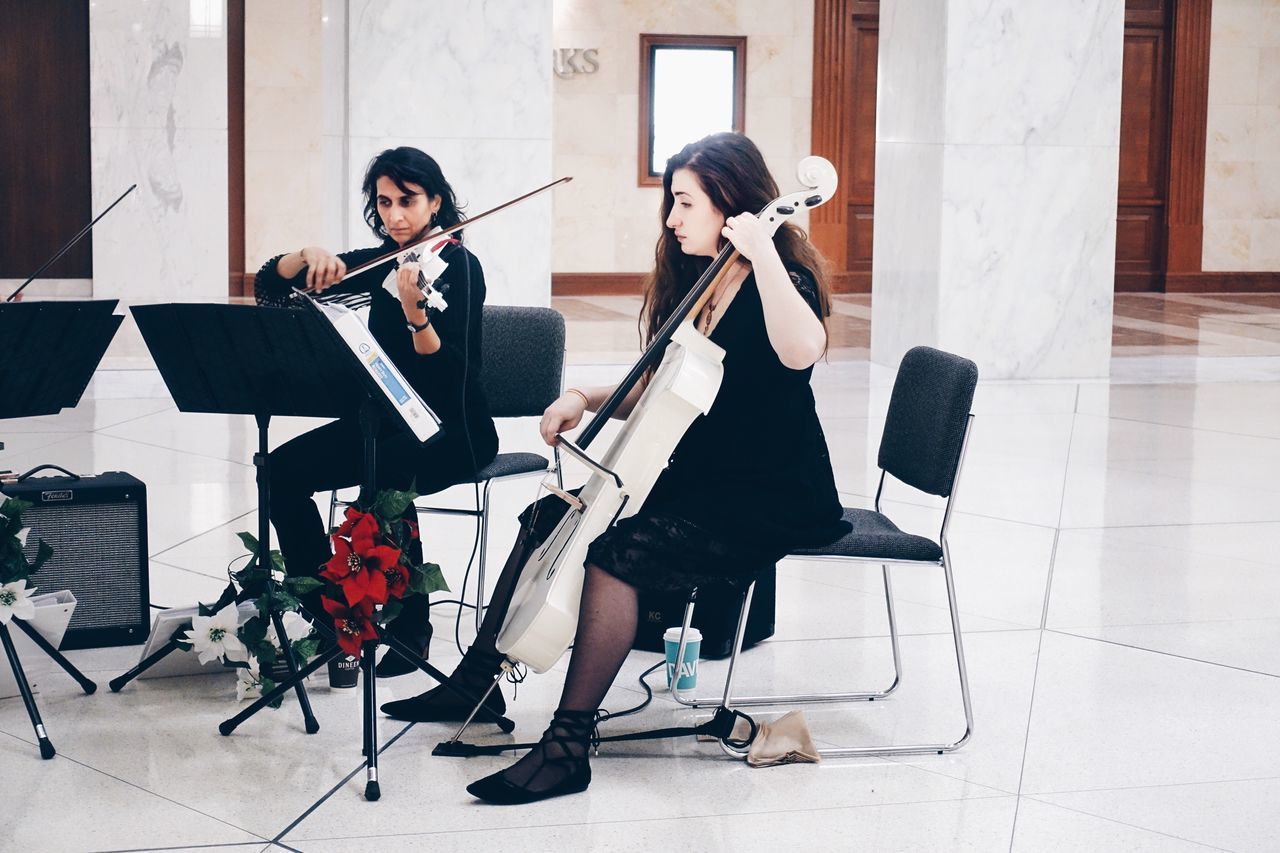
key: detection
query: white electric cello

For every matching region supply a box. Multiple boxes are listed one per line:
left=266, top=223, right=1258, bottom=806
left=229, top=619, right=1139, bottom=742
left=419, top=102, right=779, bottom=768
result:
left=494, top=156, right=840, bottom=674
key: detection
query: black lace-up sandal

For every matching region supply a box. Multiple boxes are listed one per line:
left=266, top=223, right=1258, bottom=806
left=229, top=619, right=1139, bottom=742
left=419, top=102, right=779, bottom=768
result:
left=465, top=708, right=596, bottom=804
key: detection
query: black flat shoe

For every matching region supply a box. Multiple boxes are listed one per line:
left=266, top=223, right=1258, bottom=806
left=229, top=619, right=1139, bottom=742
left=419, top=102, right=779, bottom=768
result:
left=466, top=761, right=591, bottom=805
left=380, top=680, right=507, bottom=723
left=465, top=708, right=595, bottom=805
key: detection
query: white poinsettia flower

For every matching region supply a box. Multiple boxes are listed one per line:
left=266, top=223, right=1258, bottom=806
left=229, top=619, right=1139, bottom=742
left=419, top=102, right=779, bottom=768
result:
left=424, top=286, right=448, bottom=312
left=17, top=527, right=30, bottom=547
left=183, top=602, right=248, bottom=664
left=235, top=660, right=263, bottom=701
left=266, top=611, right=312, bottom=648
left=0, top=580, right=36, bottom=625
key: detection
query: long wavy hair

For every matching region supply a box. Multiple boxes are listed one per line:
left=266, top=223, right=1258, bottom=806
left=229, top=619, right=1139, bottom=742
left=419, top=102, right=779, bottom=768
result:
left=641, top=132, right=831, bottom=348
left=361, top=147, right=466, bottom=243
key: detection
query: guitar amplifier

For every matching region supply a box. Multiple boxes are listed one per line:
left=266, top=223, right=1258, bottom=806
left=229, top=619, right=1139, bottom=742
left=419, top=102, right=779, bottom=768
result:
left=7, top=471, right=149, bottom=650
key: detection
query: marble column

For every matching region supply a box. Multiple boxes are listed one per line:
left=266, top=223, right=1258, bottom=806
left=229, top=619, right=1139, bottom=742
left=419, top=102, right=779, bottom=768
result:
left=346, top=0, right=554, bottom=307
left=871, top=0, right=1124, bottom=379
left=90, top=0, right=229, bottom=365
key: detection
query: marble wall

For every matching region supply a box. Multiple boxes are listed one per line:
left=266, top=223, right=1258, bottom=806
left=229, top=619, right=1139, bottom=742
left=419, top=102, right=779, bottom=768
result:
left=1202, top=0, right=1280, bottom=272
left=344, top=0, right=553, bottom=306
left=244, top=0, right=327, bottom=273
left=90, top=0, right=229, bottom=364
left=871, top=0, right=1123, bottom=380
left=243, top=1, right=553, bottom=306
left=552, top=0, right=814, bottom=274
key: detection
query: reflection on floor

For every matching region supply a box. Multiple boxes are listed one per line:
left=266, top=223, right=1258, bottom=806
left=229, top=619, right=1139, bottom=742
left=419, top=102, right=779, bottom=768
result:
left=2, top=292, right=1279, bottom=852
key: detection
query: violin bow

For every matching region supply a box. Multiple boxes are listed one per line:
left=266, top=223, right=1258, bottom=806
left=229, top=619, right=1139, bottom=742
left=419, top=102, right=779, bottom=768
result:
left=296, top=176, right=572, bottom=294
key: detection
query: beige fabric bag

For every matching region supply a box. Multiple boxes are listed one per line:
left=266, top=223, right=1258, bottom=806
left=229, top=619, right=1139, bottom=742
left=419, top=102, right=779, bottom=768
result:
left=732, top=710, right=821, bottom=767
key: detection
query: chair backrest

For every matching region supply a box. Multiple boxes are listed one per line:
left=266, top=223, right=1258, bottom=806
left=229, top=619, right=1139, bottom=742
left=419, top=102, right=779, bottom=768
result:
left=877, top=346, right=978, bottom=498
left=479, top=305, right=566, bottom=419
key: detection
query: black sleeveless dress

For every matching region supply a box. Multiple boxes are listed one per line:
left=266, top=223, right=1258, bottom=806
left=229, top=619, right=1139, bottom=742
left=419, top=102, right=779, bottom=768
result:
left=526, top=265, right=850, bottom=594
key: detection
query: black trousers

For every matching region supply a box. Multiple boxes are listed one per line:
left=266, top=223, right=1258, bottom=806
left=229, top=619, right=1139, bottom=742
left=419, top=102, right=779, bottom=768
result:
left=268, top=415, right=495, bottom=646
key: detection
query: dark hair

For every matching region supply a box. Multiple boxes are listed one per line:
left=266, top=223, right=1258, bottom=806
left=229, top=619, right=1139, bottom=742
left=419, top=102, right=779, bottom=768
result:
left=641, top=132, right=831, bottom=348
left=362, top=147, right=466, bottom=242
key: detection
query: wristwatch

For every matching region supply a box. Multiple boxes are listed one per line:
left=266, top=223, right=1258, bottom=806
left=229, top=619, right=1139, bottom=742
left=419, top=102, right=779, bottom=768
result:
left=407, top=316, right=431, bottom=333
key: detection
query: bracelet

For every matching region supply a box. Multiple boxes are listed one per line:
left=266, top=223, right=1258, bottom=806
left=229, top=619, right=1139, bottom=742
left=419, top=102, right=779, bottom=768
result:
left=565, top=388, right=590, bottom=408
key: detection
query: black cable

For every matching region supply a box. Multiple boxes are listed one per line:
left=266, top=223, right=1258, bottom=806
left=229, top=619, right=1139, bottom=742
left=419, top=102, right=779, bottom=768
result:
left=596, top=659, right=665, bottom=723
left=422, top=236, right=482, bottom=658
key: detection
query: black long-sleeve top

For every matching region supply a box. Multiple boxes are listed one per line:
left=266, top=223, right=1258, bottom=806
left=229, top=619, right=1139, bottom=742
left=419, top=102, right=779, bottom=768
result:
left=254, top=241, right=498, bottom=465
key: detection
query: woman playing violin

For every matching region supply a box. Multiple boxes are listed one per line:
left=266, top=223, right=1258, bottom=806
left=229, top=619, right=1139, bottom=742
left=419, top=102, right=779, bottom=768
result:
left=457, top=132, right=850, bottom=804
left=254, top=146, right=497, bottom=675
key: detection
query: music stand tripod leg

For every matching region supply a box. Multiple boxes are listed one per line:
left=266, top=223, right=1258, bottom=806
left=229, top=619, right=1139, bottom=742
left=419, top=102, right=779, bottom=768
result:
left=10, top=617, right=97, bottom=694
left=270, top=611, right=319, bottom=734
left=0, top=622, right=56, bottom=759
left=109, top=633, right=185, bottom=692
left=362, top=640, right=380, bottom=801
left=252, top=412, right=320, bottom=732
left=220, top=643, right=341, bottom=736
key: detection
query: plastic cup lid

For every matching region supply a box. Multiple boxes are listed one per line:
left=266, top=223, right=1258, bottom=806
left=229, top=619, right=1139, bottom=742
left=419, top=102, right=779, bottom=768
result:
left=663, top=626, right=702, bottom=642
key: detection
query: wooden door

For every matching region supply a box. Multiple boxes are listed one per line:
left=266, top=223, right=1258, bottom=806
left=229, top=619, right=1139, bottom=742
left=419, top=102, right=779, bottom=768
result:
left=812, top=0, right=1206, bottom=294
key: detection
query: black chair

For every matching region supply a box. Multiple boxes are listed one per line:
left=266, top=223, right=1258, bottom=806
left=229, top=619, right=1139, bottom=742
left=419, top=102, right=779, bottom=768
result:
left=330, top=305, right=566, bottom=629
left=670, top=345, right=979, bottom=757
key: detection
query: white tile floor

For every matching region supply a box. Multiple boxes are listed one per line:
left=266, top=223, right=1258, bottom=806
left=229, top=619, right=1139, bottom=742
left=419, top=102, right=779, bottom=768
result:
left=3, top=304, right=1280, bottom=852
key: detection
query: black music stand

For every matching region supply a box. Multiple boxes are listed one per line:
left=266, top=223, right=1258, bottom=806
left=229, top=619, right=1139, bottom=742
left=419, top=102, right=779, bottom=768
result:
left=128, top=302, right=513, bottom=800
left=0, top=300, right=121, bottom=759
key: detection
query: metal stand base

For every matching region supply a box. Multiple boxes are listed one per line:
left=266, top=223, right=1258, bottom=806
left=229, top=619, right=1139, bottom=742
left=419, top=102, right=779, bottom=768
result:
left=1, top=618, right=98, bottom=759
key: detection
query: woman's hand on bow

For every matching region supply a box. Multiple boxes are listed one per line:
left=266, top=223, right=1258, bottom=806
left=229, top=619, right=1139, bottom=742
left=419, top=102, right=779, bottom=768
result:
left=539, top=393, right=588, bottom=446
left=299, top=247, right=346, bottom=292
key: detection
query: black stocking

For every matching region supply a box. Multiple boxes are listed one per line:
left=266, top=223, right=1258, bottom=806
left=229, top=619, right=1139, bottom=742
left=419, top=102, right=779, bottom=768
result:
left=476, top=565, right=637, bottom=795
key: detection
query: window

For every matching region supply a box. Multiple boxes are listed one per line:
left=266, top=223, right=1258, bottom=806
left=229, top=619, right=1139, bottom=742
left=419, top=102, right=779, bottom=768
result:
left=639, top=34, right=746, bottom=186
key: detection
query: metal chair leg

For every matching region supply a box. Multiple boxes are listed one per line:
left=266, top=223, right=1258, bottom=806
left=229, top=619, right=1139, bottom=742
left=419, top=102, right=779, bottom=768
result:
left=671, top=565, right=904, bottom=710
left=475, top=478, right=494, bottom=632
left=813, top=549, right=973, bottom=758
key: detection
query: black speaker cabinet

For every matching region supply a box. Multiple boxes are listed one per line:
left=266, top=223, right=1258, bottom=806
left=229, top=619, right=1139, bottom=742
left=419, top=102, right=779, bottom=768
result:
left=633, top=566, right=776, bottom=659
left=7, top=472, right=148, bottom=649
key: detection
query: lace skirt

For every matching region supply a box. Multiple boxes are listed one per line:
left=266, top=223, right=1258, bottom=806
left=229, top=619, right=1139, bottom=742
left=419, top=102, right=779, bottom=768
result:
left=519, top=492, right=783, bottom=594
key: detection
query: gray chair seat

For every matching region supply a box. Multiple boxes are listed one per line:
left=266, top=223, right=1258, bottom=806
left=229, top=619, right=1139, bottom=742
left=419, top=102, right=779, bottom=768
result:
left=474, top=451, right=551, bottom=482
left=794, top=507, right=943, bottom=562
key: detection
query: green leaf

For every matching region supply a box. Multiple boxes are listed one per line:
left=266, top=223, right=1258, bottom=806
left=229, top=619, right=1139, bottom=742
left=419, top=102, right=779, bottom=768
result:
left=240, top=615, right=268, bottom=646
left=412, top=562, right=450, bottom=596
left=261, top=676, right=284, bottom=709
left=236, top=531, right=260, bottom=554
left=253, top=642, right=278, bottom=665
left=284, top=576, right=324, bottom=595
left=273, top=589, right=301, bottom=613
left=269, top=550, right=286, bottom=574
left=291, top=636, right=321, bottom=661
left=373, top=488, right=418, bottom=521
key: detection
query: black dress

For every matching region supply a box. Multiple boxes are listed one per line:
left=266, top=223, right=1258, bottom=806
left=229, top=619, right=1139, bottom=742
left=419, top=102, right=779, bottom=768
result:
left=253, top=241, right=498, bottom=638
left=526, top=265, right=850, bottom=594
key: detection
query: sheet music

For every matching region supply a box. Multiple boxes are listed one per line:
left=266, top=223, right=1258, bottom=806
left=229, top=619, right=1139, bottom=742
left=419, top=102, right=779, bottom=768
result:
left=310, top=299, right=442, bottom=444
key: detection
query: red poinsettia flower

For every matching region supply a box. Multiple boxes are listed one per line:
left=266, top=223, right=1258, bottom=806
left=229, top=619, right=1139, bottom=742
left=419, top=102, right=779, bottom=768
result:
left=321, top=537, right=388, bottom=606
left=404, top=518, right=420, bottom=542
left=321, top=595, right=378, bottom=658
left=381, top=558, right=410, bottom=600
left=336, top=507, right=379, bottom=554
left=322, top=536, right=361, bottom=583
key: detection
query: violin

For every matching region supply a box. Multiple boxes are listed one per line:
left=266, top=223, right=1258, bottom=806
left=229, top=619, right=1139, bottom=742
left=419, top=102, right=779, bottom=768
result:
left=496, top=157, right=840, bottom=673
